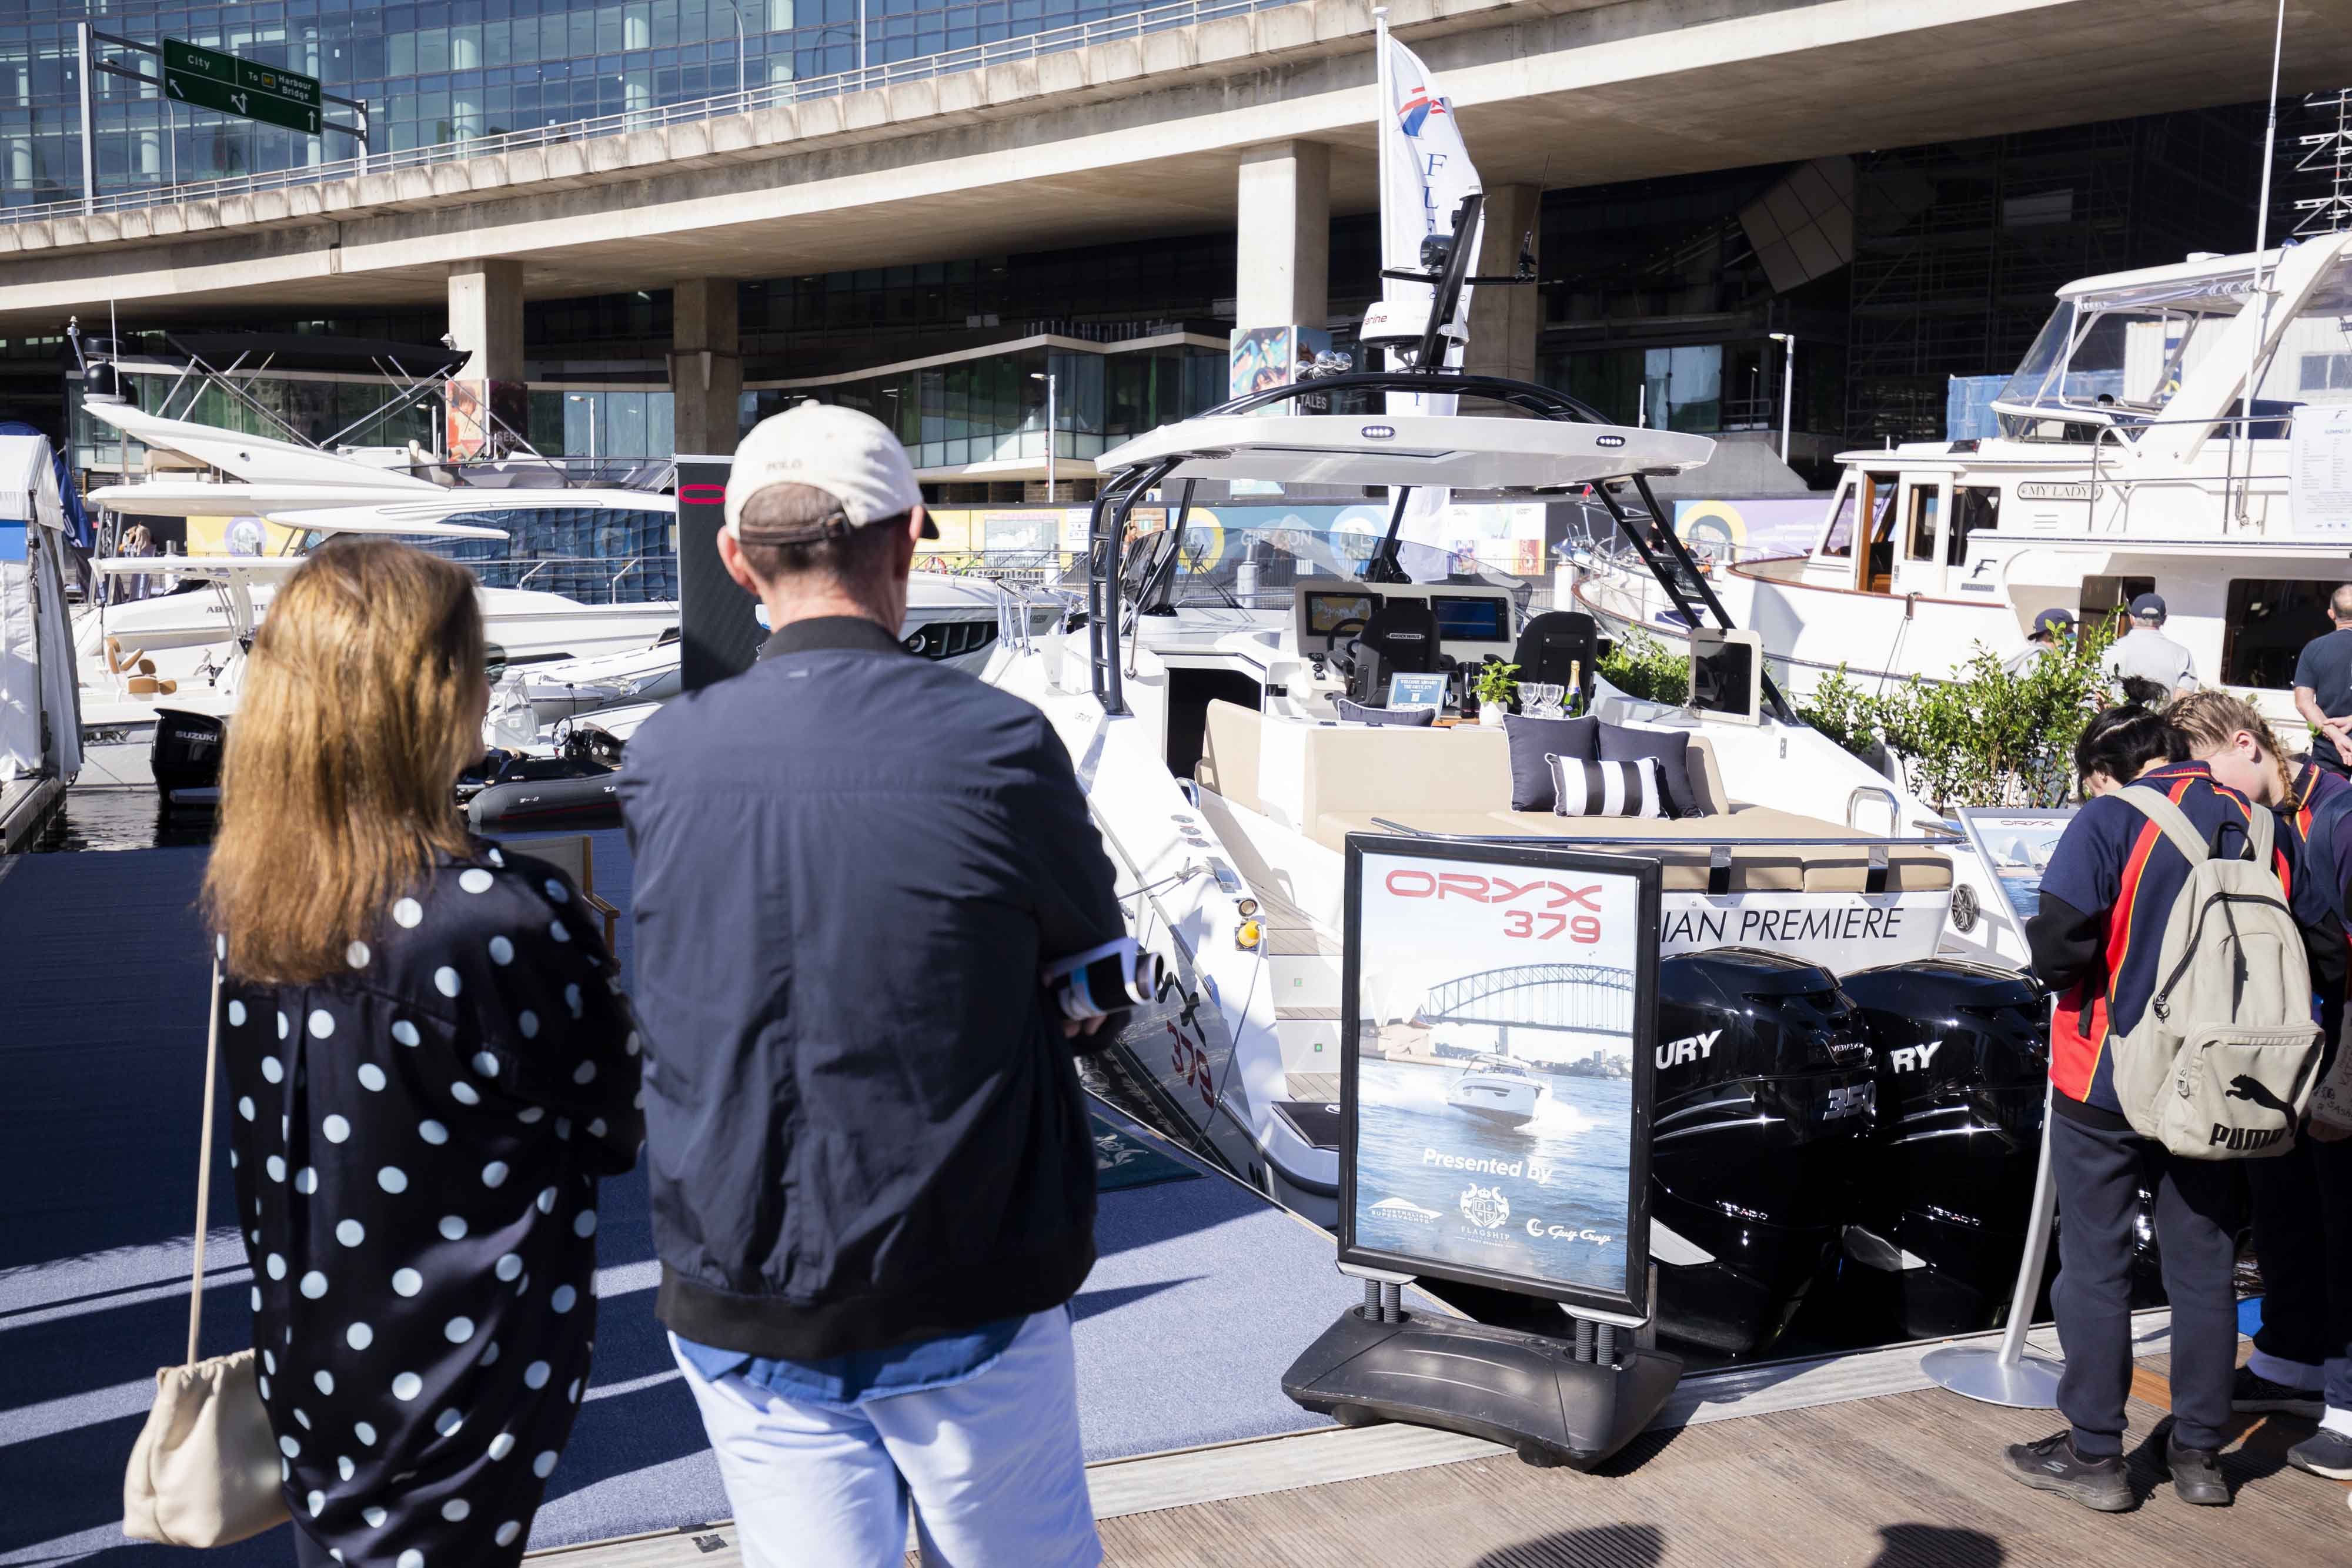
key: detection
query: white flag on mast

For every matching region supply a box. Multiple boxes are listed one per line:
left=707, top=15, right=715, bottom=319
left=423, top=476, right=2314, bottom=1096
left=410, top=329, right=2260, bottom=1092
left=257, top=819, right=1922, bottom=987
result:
left=1376, top=25, right=1483, bottom=567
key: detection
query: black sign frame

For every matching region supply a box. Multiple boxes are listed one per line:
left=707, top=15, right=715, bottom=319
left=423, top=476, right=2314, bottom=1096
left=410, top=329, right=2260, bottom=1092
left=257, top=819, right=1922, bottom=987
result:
left=1337, top=834, right=1661, bottom=1324
left=674, top=454, right=761, bottom=691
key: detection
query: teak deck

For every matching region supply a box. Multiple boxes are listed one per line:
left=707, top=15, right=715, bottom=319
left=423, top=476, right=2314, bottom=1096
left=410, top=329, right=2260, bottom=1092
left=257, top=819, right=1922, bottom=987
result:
left=528, top=1345, right=2352, bottom=1567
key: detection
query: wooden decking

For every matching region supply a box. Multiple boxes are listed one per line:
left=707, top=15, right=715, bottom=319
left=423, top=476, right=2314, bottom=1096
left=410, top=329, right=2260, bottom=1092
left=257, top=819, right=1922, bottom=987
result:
left=527, top=1333, right=2352, bottom=1568
left=1089, top=1358, right=2348, bottom=1567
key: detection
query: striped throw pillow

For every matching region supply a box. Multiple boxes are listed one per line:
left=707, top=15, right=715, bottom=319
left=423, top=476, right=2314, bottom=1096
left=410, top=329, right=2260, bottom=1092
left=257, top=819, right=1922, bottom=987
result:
left=1545, top=754, right=1666, bottom=819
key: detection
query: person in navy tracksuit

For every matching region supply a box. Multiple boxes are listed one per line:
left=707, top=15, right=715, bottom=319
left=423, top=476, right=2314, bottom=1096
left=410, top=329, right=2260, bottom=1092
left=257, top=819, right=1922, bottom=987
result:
left=2012, top=704, right=2344, bottom=1512
left=2170, top=693, right=2352, bottom=1486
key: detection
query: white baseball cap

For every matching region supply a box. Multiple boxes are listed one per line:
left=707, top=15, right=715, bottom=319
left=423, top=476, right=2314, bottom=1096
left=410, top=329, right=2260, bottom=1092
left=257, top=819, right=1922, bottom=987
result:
left=723, top=400, right=933, bottom=543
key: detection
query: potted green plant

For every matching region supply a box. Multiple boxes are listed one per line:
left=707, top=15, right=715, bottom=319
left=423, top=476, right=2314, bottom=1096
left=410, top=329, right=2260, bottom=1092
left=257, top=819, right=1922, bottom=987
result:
left=1471, top=660, right=1519, bottom=728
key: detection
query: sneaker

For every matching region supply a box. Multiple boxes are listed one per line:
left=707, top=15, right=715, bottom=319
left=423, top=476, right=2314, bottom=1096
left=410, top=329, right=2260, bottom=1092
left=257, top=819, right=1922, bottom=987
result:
left=2232, top=1364, right=2324, bottom=1419
left=2003, top=1430, right=2135, bottom=1512
left=2167, top=1434, right=2230, bottom=1506
left=2288, top=1426, right=2352, bottom=1481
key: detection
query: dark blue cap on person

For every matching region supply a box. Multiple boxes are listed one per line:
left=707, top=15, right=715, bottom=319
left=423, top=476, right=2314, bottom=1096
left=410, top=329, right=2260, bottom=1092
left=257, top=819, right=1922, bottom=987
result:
left=2130, top=593, right=2166, bottom=620
left=2032, top=607, right=2076, bottom=637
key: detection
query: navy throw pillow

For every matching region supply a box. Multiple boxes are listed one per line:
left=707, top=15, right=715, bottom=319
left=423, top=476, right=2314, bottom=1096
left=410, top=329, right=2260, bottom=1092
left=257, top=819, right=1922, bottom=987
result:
left=1596, top=722, right=1709, bottom=817
left=1335, top=697, right=1435, bottom=727
left=1505, top=714, right=1599, bottom=811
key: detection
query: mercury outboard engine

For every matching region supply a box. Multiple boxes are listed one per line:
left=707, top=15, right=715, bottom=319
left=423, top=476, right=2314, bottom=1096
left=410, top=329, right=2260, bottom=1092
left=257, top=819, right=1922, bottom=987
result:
left=1651, top=949, right=1876, bottom=1356
left=1836, top=960, right=2048, bottom=1339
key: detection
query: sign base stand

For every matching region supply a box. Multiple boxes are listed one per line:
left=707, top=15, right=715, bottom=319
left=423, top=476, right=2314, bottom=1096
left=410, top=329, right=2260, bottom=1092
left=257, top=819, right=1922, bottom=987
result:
left=1281, top=1306, right=1682, bottom=1472
left=1920, top=1346, right=2064, bottom=1410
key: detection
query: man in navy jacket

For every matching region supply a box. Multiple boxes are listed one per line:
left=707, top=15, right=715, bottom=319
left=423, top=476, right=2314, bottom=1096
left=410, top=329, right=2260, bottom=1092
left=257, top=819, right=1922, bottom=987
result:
left=619, top=402, right=1122, bottom=1566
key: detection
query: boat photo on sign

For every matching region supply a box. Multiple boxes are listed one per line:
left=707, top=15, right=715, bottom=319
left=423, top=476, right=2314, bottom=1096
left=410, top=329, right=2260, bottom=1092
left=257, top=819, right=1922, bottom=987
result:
left=1340, top=837, right=1659, bottom=1317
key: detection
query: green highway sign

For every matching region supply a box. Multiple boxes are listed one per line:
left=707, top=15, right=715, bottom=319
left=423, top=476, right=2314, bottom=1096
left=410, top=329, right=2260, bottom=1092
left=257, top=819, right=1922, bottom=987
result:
left=162, top=38, right=322, bottom=136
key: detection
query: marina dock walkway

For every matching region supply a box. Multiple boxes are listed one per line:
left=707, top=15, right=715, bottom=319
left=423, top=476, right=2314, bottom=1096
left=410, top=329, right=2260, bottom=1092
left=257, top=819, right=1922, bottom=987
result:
left=7, top=829, right=2348, bottom=1564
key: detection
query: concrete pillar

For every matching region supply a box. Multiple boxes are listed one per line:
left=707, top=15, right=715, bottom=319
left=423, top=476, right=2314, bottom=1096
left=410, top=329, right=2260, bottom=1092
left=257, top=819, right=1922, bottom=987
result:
left=445, top=259, right=523, bottom=459
left=1234, top=141, right=1330, bottom=330
left=446, top=259, right=524, bottom=385
left=670, top=278, right=743, bottom=457
left=1464, top=184, right=1542, bottom=386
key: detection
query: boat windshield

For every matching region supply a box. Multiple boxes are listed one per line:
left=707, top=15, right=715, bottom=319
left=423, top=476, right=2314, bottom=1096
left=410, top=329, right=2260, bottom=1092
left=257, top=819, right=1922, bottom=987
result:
left=1143, top=521, right=1525, bottom=611
left=1995, top=299, right=2231, bottom=434
left=1995, top=253, right=2352, bottom=439
left=1462, top=1056, right=1531, bottom=1078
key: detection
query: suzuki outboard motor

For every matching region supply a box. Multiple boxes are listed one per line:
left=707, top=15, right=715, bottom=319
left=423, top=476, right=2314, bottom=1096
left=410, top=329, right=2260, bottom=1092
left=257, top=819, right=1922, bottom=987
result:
left=151, top=708, right=226, bottom=806
left=1651, top=949, right=1876, bottom=1356
left=1836, top=961, right=2048, bottom=1339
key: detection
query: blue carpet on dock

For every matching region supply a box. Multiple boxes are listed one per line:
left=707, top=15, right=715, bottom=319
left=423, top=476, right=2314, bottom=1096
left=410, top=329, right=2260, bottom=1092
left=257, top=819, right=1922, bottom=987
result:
left=0, top=834, right=1354, bottom=1566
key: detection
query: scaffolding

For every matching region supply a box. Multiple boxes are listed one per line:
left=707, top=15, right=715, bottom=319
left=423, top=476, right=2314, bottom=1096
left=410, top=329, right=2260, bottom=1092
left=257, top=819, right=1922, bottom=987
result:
left=2291, top=89, right=2352, bottom=238
left=1842, top=108, right=2260, bottom=447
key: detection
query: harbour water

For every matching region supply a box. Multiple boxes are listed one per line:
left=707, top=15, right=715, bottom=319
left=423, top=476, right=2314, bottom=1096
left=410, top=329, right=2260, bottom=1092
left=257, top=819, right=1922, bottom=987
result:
left=1351, top=1058, right=1632, bottom=1296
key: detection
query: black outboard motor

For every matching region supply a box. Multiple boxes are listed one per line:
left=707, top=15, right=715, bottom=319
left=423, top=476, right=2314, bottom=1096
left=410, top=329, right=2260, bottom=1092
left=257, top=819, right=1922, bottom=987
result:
left=1837, top=961, right=2048, bottom=1339
left=151, top=709, right=226, bottom=805
left=1651, top=949, right=1876, bottom=1356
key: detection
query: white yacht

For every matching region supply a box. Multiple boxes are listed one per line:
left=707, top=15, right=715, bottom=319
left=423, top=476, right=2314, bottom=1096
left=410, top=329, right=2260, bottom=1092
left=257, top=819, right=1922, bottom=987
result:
left=1576, top=229, right=2352, bottom=718
left=1445, top=1054, right=1545, bottom=1129
left=72, top=390, right=1034, bottom=781
left=1, top=432, right=83, bottom=849
left=981, top=312, right=2015, bottom=1222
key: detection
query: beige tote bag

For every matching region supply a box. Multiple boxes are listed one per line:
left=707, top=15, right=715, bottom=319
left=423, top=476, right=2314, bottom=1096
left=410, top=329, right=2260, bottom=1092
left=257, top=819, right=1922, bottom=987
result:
left=122, top=961, right=290, bottom=1546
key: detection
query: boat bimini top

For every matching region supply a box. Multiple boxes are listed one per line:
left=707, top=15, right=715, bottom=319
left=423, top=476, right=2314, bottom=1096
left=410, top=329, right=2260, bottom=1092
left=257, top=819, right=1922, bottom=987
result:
left=1096, top=401, right=1713, bottom=493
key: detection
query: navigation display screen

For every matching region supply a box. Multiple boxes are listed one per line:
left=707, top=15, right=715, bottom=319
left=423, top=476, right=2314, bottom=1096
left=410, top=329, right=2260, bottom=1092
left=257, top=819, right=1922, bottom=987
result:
left=1305, top=591, right=1379, bottom=635
left=1339, top=838, right=1659, bottom=1318
left=1431, top=595, right=1510, bottom=642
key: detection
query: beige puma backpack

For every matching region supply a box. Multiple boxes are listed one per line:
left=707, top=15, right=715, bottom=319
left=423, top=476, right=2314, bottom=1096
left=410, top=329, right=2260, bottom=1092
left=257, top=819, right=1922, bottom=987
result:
left=2106, top=785, right=2323, bottom=1159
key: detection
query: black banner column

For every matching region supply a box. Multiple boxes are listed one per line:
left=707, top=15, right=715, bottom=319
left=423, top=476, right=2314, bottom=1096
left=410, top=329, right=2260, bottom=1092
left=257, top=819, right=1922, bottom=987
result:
left=677, top=455, right=760, bottom=692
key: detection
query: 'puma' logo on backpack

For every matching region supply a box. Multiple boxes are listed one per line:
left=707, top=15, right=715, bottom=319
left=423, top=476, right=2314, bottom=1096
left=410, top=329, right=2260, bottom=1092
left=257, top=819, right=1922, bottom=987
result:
left=2226, top=1075, right=2293, bottom=1115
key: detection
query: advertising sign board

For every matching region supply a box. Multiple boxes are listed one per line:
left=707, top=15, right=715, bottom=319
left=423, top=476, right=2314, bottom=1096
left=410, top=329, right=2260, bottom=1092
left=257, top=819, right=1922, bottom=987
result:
left=1956, top=808, right=2076, bottom=928
left=1339, top=837, right=1659, bottom=1320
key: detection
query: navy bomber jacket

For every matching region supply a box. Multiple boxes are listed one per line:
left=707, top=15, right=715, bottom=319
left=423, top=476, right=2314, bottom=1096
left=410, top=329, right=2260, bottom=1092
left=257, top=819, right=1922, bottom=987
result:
left=617, top=615, right=1125, bottom=1360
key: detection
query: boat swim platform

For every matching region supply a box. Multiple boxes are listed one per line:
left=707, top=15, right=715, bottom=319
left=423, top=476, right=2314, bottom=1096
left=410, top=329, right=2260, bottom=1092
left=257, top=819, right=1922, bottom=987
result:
left=7, top=833, right=2347, bottom=1566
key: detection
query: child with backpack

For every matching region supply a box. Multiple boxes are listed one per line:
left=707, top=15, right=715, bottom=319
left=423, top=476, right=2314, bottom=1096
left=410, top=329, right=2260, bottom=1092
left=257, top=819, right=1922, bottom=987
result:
left=2011, top=701, right=2346, bottom=1512
left=2170, top=692, right=2352, bottom=1485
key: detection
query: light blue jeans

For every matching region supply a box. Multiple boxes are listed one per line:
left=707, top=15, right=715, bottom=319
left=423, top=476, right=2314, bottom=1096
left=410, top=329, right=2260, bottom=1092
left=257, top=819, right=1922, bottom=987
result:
left=670, top=1309, right=1102, bottom=1568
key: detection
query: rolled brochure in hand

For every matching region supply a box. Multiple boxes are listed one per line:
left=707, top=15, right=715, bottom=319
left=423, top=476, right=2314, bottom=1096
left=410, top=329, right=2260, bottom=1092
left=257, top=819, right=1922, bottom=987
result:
left=1043, top=937, right=1162, bottom=1021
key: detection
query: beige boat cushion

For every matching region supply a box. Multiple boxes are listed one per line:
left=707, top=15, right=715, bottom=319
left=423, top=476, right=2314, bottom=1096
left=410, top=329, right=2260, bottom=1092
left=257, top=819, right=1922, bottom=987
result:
left=1187, top=704, right=1951, bottom=893
left=1268, top=708, right=1730, bottom=824
left=1198, top=700, right=1263, bottom=814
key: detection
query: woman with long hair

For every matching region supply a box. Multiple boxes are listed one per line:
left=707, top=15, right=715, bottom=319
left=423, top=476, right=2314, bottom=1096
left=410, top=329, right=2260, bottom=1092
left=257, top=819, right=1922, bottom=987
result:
left=202, top=537, right=642, bottom=1566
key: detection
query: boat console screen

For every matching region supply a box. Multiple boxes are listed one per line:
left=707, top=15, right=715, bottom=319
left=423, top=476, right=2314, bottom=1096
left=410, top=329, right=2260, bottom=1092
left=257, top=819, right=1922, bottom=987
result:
left=1429, top=594, right=1510, bottom=643
left=1339, top=837, right=1659, bottom=1320
left=1304, top=591, right=1380, bottom=636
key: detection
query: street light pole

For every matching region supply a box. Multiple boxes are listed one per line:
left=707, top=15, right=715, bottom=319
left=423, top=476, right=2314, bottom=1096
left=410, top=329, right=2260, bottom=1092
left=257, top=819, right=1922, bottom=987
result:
left=1768, top=332, right=1795, bottom=465
left=719, top=1, right=746, bottom=98
left=1032, top=368, right=1056, bottom=501
left=568, top=394, right=598, bottom=460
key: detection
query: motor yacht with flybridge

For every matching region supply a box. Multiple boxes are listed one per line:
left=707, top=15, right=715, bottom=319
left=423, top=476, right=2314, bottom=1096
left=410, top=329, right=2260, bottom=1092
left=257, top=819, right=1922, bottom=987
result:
left=1577, top=229, right=2352, bottom=718
left=988, top=185, right=2051, bottom=1362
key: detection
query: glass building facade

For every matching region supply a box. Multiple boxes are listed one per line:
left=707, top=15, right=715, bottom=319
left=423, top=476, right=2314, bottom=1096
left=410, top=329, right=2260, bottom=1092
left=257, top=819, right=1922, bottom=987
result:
left=5, top=0, right=1183, bottom=208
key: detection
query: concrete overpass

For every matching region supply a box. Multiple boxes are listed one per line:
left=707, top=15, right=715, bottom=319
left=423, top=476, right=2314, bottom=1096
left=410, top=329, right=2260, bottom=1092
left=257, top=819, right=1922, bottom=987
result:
left=4, top=0, right=2346, bottom=446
